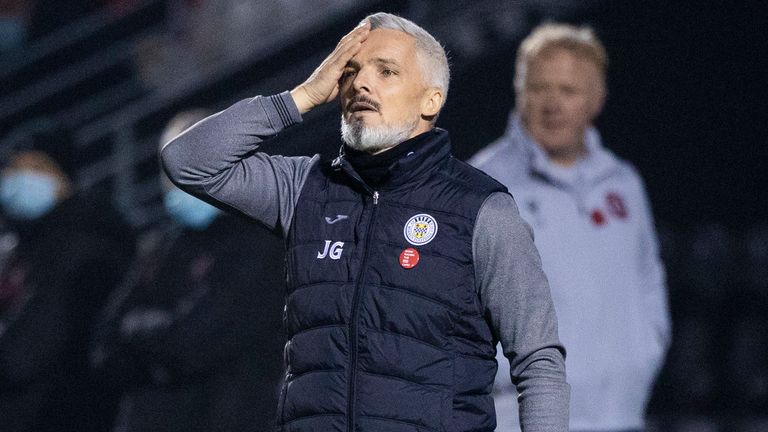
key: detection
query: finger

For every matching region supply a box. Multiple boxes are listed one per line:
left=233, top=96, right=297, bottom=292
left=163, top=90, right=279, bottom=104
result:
left=336, top=21, right=370, bottom=49
left=330, top=29, right=368, bottom=65
left=346, top=20, right=371, bottom=38
left=321, top=42, right=361, bottom=76
left=333, top=22, right=370, bottom=56
left=333, top=38, right=364, bottom=64
left=328, top=83, right=340, bottom=102
left=315, top=23, right=369, bottom=81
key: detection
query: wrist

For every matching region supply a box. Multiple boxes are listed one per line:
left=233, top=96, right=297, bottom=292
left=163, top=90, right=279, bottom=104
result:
left=290, top=86, right=314, bottom=114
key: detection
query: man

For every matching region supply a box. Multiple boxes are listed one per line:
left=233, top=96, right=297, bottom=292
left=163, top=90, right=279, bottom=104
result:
left=470, top=23, right=671, bottom=432
left=91, top=110, right=286, bottom=432
left=0, top=137, right=135, bottom=432
left=162, top=13, right=568, bottom=432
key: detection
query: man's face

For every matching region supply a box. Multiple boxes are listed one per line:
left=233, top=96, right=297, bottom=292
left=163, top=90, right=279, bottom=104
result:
left=518, top=48, right=605, bottom=164
left=2, top=151, right=70, bottom=199
left=339, top=28, right=431, bottom=152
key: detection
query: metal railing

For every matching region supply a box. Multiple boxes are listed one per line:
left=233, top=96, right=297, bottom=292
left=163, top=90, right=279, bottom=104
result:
left=68, top=0, right=391, bottom=229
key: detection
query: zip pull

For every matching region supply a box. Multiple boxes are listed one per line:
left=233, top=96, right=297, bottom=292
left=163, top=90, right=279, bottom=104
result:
left=373, top=191, right=379, bottom=205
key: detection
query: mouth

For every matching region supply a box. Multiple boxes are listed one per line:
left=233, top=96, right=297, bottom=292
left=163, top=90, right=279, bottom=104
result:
left=540, top=118, right=566, bottom=130
left=347, top=98, right=380, bottom=114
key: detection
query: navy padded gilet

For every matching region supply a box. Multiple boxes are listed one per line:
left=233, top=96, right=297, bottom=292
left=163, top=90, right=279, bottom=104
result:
left=278, top=130, right=507, bottom=432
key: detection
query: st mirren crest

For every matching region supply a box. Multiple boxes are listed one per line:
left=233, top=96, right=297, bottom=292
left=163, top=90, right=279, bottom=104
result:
left=403, top=214, right=438, bottom=246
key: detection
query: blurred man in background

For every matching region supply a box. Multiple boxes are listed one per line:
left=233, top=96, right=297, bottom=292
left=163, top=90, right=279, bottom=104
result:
left=90, top=110, right=286, bottom=432
left=470, top=23, right=671, bottom=432
left=0, top=129, right=136, bottom=432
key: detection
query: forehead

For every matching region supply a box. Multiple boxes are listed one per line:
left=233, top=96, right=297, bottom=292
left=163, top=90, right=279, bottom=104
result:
left=354, top=28, right=418, bottom=65
left=2, top=151, right=68, bottom=182
left=527, top=48, right=602, bottom=82
left=6, top=151, right=58, bottom=172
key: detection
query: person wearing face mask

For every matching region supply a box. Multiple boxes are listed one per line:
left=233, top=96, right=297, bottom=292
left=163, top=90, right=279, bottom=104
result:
left=469, top=23, right=671, bottom=432
left=90, top=109, right=287, bottom=432
left=0, top=132, right=136, bottom=432
left=0, top=0, right=33, bottom=53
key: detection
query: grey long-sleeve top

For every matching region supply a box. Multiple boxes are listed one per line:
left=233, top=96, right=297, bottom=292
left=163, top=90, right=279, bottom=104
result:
left=161, top=91, right=569, bottom=431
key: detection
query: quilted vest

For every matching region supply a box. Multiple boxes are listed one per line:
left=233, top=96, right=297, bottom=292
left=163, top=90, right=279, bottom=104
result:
left=278, top=130, right=507, bottom=432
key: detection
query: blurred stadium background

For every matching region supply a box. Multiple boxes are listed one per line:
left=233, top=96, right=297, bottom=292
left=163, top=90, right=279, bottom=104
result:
left=1, top=1, right=766, bottom=430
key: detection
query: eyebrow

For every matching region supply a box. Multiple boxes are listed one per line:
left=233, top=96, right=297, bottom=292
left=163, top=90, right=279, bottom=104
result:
left=345, top=57, right=401, bottom=69
left=372, top=57, right=400, bottom=67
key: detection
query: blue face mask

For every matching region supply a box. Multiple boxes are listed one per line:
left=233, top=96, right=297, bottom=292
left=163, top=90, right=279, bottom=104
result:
left=163, top=189, right=219, bottom=230
left=0, top=17, right=27, bottom=52
left=0, top=171, right=59, bottom=221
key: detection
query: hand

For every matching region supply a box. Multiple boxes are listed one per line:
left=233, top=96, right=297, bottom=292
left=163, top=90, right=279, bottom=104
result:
left=291, top=21, right=370, bottom=114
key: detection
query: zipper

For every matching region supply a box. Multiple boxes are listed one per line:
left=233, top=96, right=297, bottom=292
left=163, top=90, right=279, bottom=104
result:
left=347, top=190, right=379, bottom=432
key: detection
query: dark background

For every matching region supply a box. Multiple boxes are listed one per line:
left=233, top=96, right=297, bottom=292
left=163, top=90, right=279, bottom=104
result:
left=2, top=0, right=767, bottom=429
left=438, top=0, right=768, bottom=229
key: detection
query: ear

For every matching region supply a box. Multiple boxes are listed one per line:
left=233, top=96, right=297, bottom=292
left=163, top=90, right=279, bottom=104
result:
left=590, top=82, right=607, bottom=119
left=420, top=87, right=444, bottom=118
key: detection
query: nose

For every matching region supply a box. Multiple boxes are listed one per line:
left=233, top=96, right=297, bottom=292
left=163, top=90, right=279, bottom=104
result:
left=540, top=90, right=562, bottom=114
left=351, top=66, right=372, bottom=94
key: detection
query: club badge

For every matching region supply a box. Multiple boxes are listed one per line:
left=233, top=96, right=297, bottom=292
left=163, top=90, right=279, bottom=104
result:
left=404, top=213, right=438, bottom=246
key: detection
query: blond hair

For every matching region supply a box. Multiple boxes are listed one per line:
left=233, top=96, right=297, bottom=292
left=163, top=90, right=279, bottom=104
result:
left=515, top=23, right=607, bottom=92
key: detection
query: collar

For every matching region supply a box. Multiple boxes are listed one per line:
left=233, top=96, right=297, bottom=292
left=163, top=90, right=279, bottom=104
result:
left=503, top=112, right=620, bottom=187
left=333, top=128, right=452, bottom=191
left=343, top=131, right=433, bottom=187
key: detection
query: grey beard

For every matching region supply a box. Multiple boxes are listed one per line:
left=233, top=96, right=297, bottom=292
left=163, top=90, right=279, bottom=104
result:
left=340, top=115, right=419, bottom=154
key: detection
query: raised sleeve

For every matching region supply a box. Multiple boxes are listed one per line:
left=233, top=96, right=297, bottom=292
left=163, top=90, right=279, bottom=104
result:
left=473, top=191, right=569, bottom=432
left=160, top=91, right=318, bottom=234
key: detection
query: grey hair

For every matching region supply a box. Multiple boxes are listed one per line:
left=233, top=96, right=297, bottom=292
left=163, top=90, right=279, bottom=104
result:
left=514, top=23, right=607, bottom=93
left=363, top=12, right=450, bottom=106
